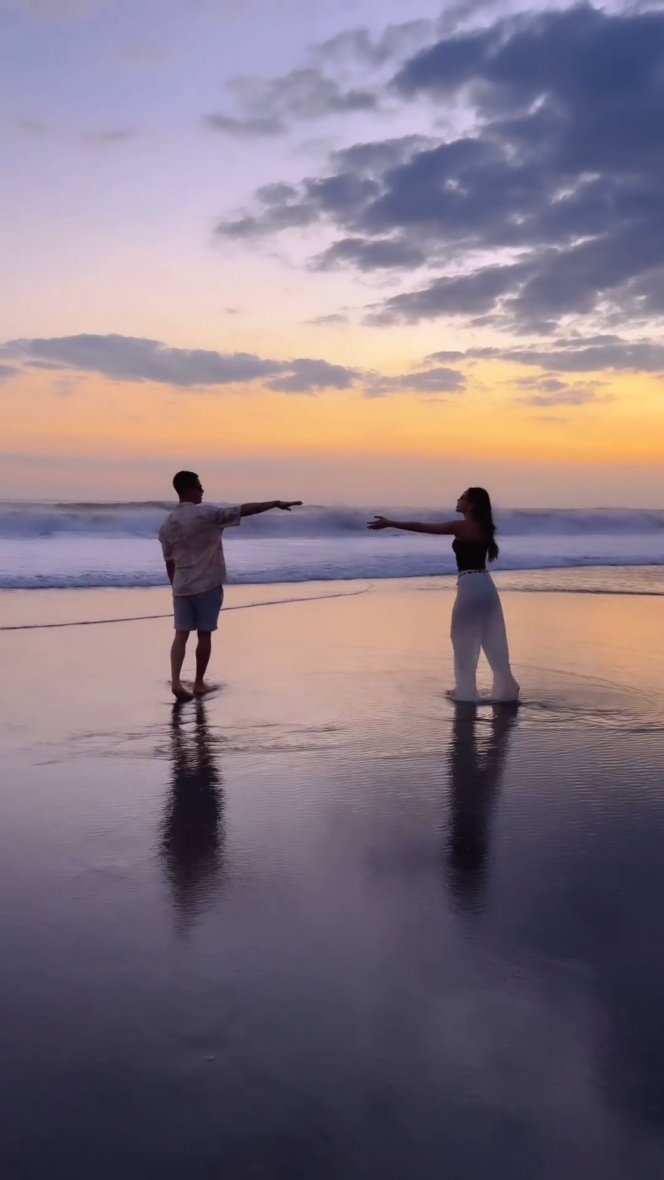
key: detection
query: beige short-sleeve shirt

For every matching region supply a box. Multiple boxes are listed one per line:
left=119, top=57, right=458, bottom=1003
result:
left=158, top=502, right=241, bottom=596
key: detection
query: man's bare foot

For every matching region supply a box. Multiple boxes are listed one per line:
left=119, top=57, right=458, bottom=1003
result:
left=172, top=682, right=194, bottom=702
left=193, top=681, right=216, bottom=697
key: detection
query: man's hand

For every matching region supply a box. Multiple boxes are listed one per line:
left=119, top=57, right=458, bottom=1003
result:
left=240, top=499, right=303, bottom=518
left=367, top=515, right=392, bottom=530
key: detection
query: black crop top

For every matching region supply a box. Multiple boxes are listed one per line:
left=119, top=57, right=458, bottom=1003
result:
left=452, top=538, right=488, bottom=572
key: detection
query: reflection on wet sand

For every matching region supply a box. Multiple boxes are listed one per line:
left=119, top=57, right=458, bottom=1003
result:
left=445, top=703, right=518, bottom=911
left=160, top=701, right=225, bottom=933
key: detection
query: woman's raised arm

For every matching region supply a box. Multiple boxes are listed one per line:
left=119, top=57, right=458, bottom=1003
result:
left=367, top=515, right=461, bottom=536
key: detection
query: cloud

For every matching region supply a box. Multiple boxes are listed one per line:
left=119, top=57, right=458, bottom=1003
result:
left=513, top=376, right=569, bottom=393
left=368, top=263, right=531, bottom=324
left=203, top=113, right=285, bottom=139
left=206, top=67, right=378, bottom=140
left=83, top=129, right=139, bottom=147
left=517, top=384, right=607, bottom=408
left=215, top=5, right=664, bottom=338
left=228, top=68, right=378, bottom=119
left=306, top=313, right=350, bottom=325
left=52, top=374, right=84, bottom=398
left=16, top=118, right=48, bottom=136
left=3, top=334, right=467, bottom=401
left=265, top=358, right=360, bottom=393
left=315, top=236, right=428, bottom=271
left=427, top=335, right=664, bottom=374
left=436, top=0, right=505, bottom=36
left=506, top=340, right=664, bottom=374
left=313, top=20, right=437, bottom=69
left=3, top=334, right=361, bottom=395
left=216, top=135, right=432, bottom=239
left=8, top=335, right=278, bottom=386
left=368, top=366, right=466, bottom=397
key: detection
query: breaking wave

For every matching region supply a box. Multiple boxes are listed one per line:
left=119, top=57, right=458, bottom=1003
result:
left=0, top=502, right=663, bottom=589
left=1, top=501, right=664, bottom=539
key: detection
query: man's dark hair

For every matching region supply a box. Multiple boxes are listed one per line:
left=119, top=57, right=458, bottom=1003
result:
left=172, top=470, right=200, bottom=497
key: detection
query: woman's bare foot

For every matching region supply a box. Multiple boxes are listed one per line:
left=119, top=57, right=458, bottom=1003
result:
left=193, top=681, right=215, bottom=697
left=172, top=682, right=194, bottom=702
left=492, top=678, right=520, bottom=702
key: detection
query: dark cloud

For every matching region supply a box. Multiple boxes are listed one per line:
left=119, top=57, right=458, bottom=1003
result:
left=218, top=5, right=664, bottom=338
left=4, top=335, right=360, bottom=394
left=316, top=236, right=428, bottom=271
left=368, top=263, right=531, bottom=324
left=216, top=135, right=431, bottom=239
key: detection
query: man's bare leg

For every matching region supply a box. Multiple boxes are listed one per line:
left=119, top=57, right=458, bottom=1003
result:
left=171, top=630, right=193, bottom=701
left=193, top=631, right=213, bottom=696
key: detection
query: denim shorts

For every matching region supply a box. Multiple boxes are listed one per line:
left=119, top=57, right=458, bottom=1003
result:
left=173, top=586, right=223, bottom=633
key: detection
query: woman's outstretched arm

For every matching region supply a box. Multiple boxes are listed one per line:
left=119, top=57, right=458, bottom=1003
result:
left=367, top=515, right=461, bottom=535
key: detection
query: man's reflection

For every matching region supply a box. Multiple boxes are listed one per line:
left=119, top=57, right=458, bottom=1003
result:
left=445, top=703, right=518, bottom=911
left=161, top=701, right=225, bottom=934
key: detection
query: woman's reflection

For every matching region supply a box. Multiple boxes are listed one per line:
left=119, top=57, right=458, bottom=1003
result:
left=160, top=700, right=225, bottom=934
left=445, top=702, right=518, bottom=912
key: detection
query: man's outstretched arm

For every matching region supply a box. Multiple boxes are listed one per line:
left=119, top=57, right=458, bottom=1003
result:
left=240, top=500, right=302, bottom=518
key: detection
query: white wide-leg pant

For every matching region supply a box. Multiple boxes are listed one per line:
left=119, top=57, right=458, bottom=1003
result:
left=450, top=572, right=520, bottom=702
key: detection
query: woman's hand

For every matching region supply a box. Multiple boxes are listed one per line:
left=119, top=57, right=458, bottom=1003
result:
left=367, top=515, right=392, bottom=530
left=276, top=500, right=303, bottom=511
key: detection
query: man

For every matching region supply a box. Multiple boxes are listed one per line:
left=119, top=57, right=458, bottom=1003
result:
left=159, top=471, right=301, bottom=701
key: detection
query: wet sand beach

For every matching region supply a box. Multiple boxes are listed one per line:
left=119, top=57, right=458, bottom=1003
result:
left=1, top=576, right=664, bottom=1178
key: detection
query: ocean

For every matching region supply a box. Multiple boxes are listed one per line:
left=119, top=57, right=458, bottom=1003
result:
left=1, top=501, right=664, bottom=591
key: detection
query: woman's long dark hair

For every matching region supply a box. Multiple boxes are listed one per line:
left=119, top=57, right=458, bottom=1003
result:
left=467, top=487, right=499, bottom=562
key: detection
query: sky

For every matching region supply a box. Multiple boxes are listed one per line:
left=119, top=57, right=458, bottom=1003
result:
left=1, top=0, right=664, bottom=506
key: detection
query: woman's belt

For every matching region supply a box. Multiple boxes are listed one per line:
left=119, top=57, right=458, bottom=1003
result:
left=457, top=569, right=487, bottom=577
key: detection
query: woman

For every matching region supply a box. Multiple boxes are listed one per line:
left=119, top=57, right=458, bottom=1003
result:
left=368, top=488, right=519, bottom=703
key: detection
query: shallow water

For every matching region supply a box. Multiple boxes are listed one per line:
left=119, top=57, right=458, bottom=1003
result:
left=1, top=579, right=664, bottom=1178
